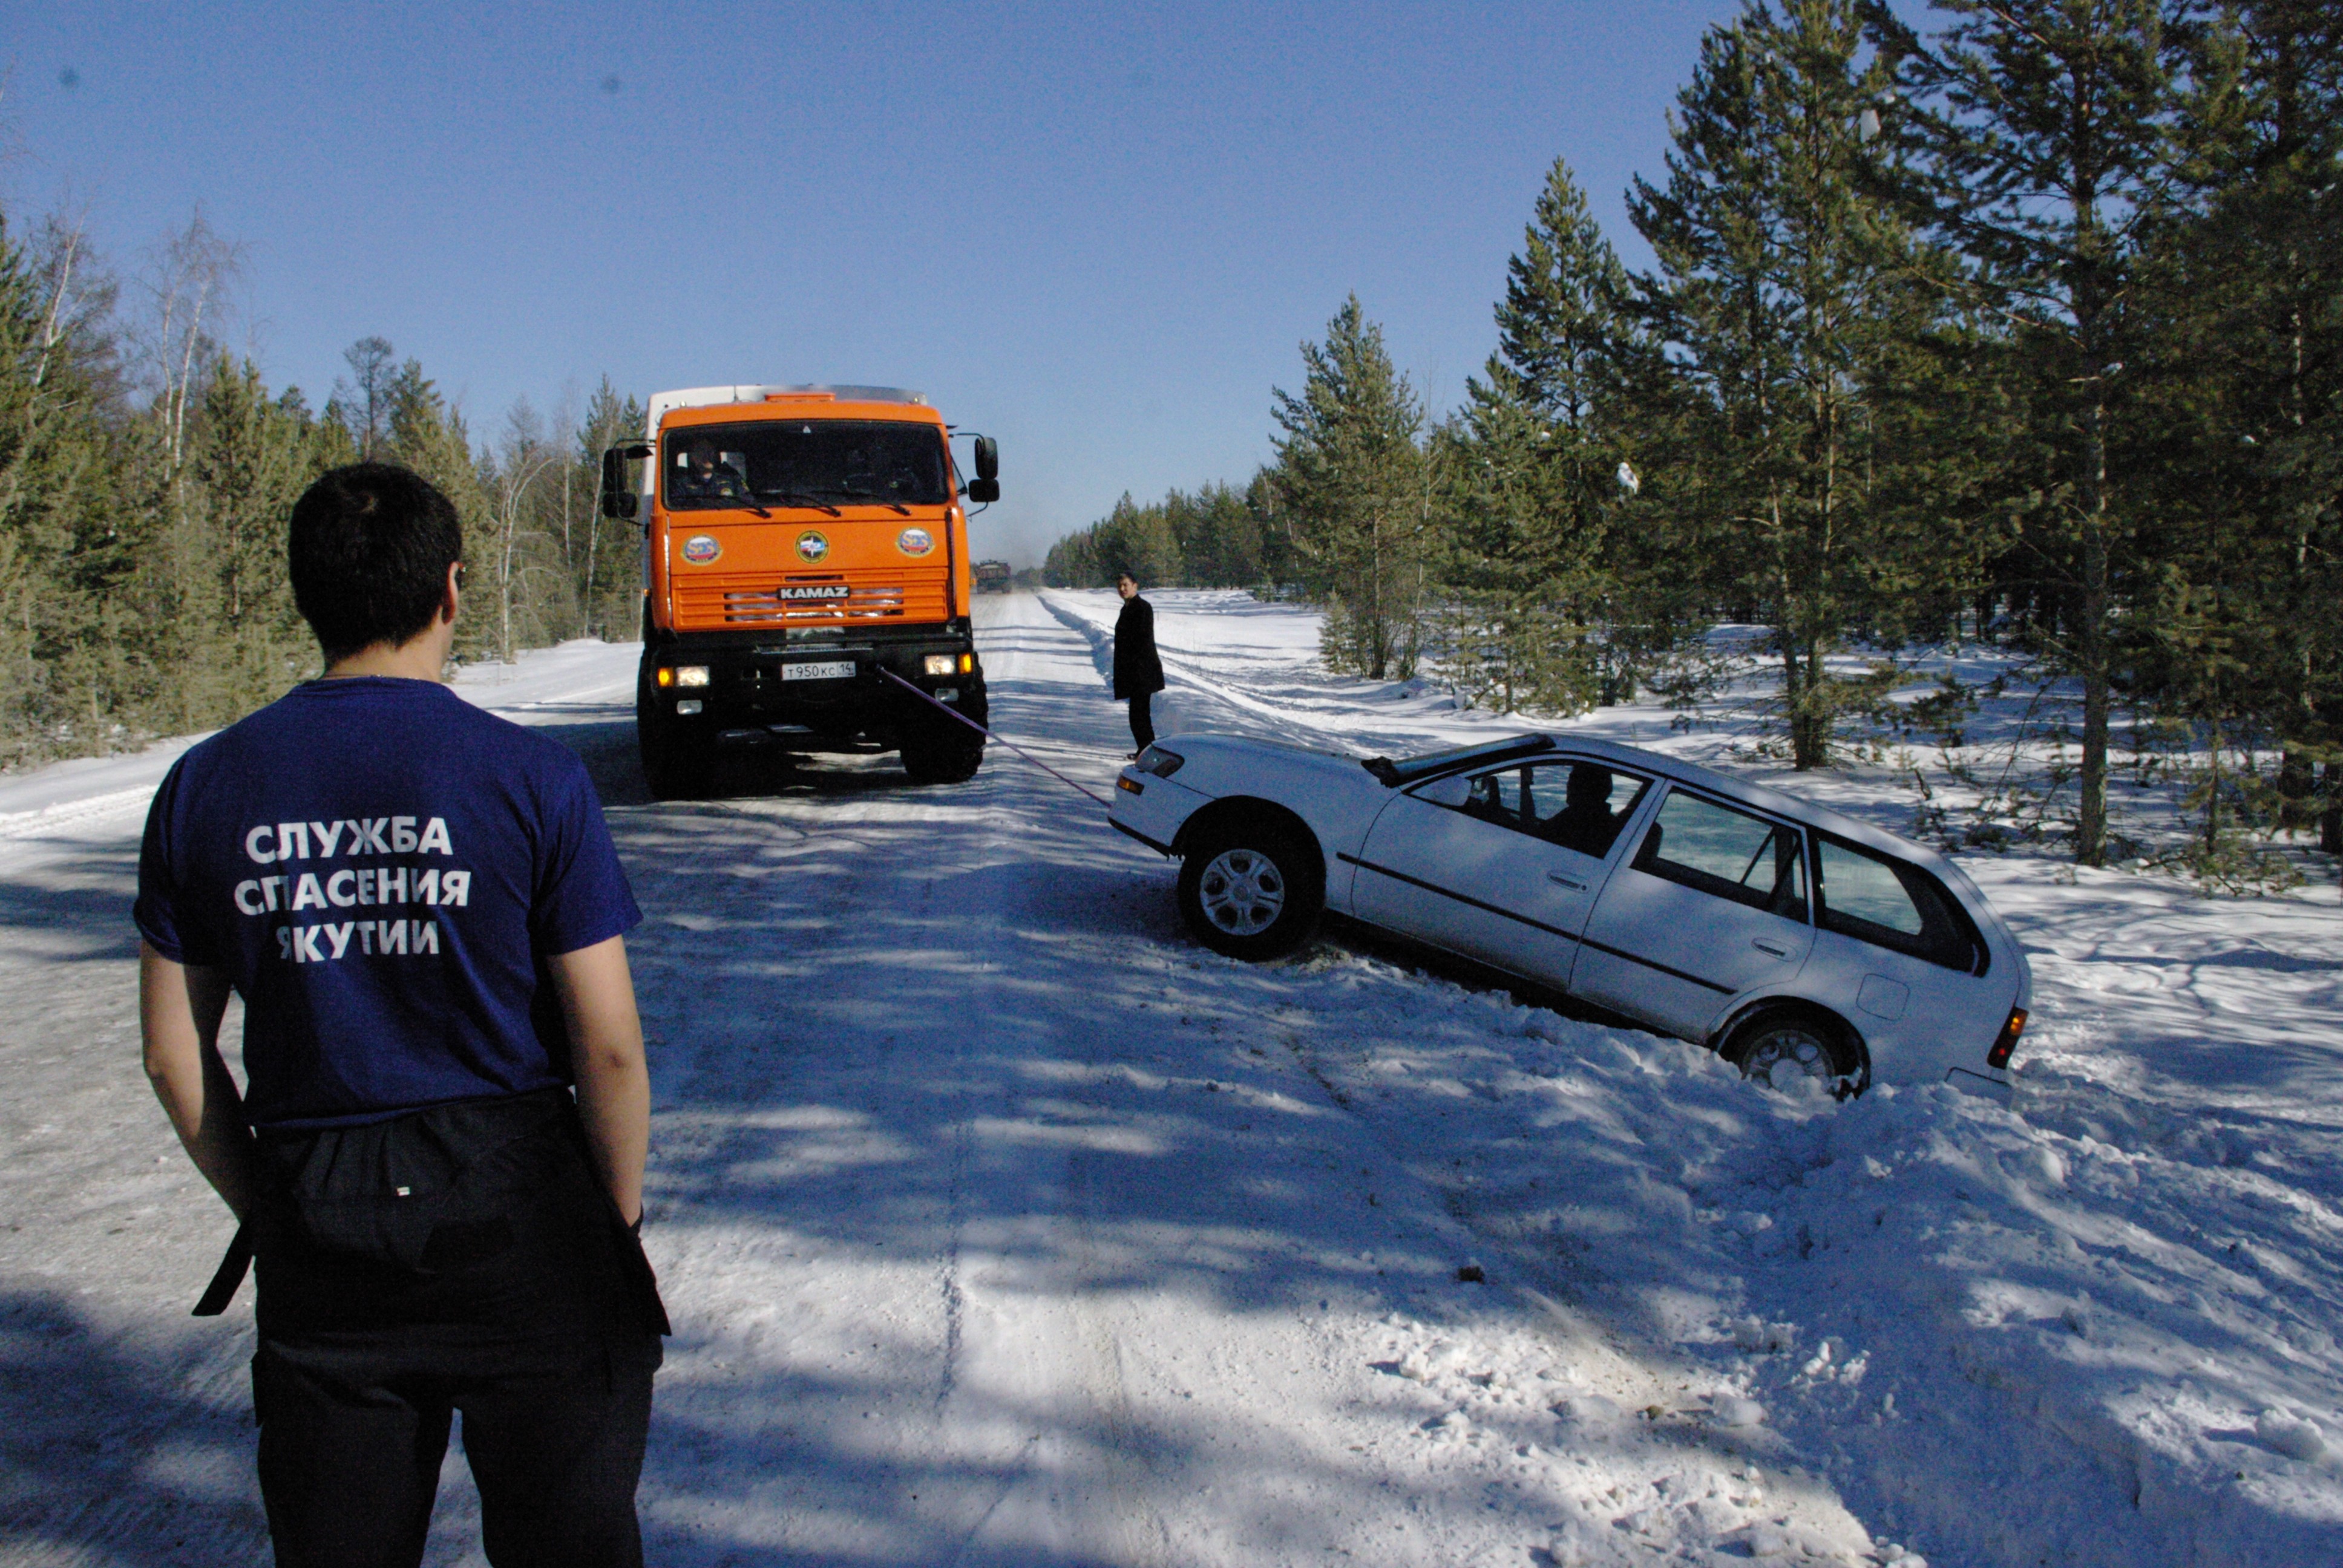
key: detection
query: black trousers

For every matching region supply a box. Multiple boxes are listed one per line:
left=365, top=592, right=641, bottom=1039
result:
left=1128, top=690, right=1156, bottom=750
left=244, top=1093, right=666, bottom=1568
left=255, top=1331, right=657, bottom=1568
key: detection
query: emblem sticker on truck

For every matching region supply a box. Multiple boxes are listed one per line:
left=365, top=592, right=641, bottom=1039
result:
left=896, top=527, right=934, bottom=557
left=681, top=534, right=721, bottom=564
left=796, top=530, right=830, bottom=564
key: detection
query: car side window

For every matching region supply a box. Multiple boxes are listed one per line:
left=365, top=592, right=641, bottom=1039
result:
left=1814, top=837, right=1983, bottom=972
left=1631, top=788, right=1807, bottom=920
left=1454, top=761, right=1649, bottom=858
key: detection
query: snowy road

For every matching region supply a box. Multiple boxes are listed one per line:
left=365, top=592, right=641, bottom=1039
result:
left=4, top=591, right=2342, bottom=1566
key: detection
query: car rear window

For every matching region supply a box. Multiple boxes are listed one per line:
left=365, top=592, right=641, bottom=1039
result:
left=1814, top=836, right=1985, bottom=973
left=1632, top=788, right=1807, bottom=920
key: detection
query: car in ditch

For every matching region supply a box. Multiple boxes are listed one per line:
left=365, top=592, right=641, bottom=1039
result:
left=1108, top=731, right=2030, bottom=1099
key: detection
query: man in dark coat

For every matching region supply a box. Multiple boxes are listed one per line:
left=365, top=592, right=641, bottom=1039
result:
left=1112, top=572, right=1167, bottom=755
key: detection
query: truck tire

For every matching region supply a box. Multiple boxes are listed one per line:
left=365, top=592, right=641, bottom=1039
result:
left=902, top=733, right=984, bottom=785
left=641, top=726, right=713, bottom=800
left=637, top=670, right=713, bottom=801
left=1176, top=814, right=1323, bottom=961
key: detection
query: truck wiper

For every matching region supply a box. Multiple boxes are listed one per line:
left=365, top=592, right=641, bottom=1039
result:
left=832, top=485, right=909, bottom=515
left=764, top=491, right=841, bottom=516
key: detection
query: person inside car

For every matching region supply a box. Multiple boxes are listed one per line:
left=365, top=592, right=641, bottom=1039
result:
left=1545, top=765, right=1623, bottom=857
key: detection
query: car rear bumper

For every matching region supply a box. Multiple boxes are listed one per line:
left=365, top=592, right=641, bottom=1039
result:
left=1944, top=1065, right=2014, bottom=1104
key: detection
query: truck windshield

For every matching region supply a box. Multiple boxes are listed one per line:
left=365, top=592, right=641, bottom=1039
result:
left=664, top=420, right=949, bottom=511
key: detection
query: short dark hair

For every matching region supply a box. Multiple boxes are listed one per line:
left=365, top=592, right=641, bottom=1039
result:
left=288, top=463, right=463, bottom=661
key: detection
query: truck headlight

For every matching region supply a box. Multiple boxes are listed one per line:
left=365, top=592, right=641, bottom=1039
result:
left=673, top=665, right=710, bottom=688
left=923, top=655, right=955, bottom=676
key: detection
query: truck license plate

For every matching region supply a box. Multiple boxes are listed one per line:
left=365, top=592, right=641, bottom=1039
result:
left=782, top=660, right=856, bottom=682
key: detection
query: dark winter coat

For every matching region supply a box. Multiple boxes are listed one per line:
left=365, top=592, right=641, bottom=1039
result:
left=1112, top=595, right=1166, bottom=699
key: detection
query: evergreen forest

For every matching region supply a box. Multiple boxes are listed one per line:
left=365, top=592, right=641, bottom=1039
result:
left=1044, top=0, right=2343, bottom=868
left=0, top=206, right=647, bottom=768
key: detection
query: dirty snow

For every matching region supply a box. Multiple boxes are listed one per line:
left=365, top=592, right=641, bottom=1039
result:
left=1, top=592, right=2338, bottom=1566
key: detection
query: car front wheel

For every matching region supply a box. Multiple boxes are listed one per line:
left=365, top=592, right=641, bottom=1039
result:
left=1176, top=817, right=1323, bottom=960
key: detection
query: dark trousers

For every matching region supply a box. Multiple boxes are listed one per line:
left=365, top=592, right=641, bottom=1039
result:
left=255, top=1331, right=657, bottom=1568
left=1129, top=690, right=1156, bottom=750
left=243, top=1092, right=666, bottom=1568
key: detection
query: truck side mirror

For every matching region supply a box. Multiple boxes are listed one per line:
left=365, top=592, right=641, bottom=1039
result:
left=966, top=477, right=1000, bottom=504
left=974, top=436, right=998, bottom=482
left=600, top=442, right=648, bottom=522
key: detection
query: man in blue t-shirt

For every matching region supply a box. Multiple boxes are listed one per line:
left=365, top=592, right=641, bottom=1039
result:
left=137, top=463, right=664, bottom=1568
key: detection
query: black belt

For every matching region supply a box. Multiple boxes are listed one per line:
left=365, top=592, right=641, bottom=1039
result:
left=193, top=1221, right=252, bottom=1316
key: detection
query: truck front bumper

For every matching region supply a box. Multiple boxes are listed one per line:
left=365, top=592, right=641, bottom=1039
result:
left=644, top=627, right=986, bottom=750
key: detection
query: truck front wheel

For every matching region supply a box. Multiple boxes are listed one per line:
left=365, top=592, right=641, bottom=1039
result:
left=637, top=671, right=713, bottom=801
left=902, top=731, right=984, bottom=785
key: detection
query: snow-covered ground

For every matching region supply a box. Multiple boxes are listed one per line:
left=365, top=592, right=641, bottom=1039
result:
left=2, top=592, right=2338, bottom=1566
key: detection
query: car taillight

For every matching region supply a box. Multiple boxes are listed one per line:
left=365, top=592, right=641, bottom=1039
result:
left=1986, top=1007, right=2028, bottom=1070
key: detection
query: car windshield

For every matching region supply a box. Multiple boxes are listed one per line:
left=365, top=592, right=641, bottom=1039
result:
left=664, top=420, right=949, bottom=511
left=1365, top=733, right=1551, bottom=786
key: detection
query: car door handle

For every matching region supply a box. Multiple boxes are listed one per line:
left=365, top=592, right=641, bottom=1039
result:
left=1752, top=938, right=1793, bottom=958
left=1547, top=872, right=1588, bottom=890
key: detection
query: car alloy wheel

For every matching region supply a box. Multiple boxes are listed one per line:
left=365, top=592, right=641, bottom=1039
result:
left=1196, top=848, right=1286, bottom=936
left=1726, top=1010, right=1863, bottom=1098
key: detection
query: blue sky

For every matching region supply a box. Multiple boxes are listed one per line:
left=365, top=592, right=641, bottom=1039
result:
left=6, top=1, right=1747, bottom=566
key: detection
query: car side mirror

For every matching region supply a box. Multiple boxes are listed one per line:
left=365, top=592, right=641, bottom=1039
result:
left=974, top=435, right=999, bottom=482
left=1416, top=774, right=1472, bottom=808
left=966, top=477, right=1000, bottom=504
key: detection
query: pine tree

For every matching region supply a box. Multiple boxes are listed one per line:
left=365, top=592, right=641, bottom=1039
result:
left=187, top=356, right=315, bottom=717
left=1634, top=0, right=1961, bottom=767
left=1450, top=156, right=1633, bottom=713
left=2133, top=2, right=2343, bottom=855
left=381, top=358, right=494, bottom=662
left=1879, top=0, right=2187, bottom=860
left=1271, top=295, right=1429, bottom=680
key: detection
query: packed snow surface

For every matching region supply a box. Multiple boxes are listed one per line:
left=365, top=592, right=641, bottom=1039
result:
left=2, top=593, right=2338, bottom=1566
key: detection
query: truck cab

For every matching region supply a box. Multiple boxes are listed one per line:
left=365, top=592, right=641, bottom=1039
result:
left=602, top=384, right=1001, bottom=797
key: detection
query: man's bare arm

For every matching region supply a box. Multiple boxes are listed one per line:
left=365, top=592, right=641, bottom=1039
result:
left=139, top=941, right=257, bottom=1220
left=548, top=934, right=649, bottom=1226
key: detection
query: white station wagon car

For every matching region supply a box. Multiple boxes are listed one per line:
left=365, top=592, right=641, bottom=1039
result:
left=1110, top=733, right=2029, bottom=1098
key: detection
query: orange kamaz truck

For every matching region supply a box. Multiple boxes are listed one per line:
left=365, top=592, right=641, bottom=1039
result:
left=599, top=385, right=1000, bottom=799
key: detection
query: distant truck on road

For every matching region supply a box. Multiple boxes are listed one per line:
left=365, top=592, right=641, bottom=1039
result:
left=601, top=385, right=1000, bottom=798
left=973, top=560, right=1013, bottom=595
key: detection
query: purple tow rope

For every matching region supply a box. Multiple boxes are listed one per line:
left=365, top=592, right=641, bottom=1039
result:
left=879, top=669, right=1112, bottom=805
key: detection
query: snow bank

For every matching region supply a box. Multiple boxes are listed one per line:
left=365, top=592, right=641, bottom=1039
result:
left=1047, top=586, right=2343, bottom=1565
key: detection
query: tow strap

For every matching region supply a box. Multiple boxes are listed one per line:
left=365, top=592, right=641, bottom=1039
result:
left=879, top=669, right=1111, bottom=805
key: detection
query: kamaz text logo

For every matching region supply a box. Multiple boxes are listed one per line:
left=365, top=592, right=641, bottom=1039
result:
left=775, top=584, right=851, bottom=601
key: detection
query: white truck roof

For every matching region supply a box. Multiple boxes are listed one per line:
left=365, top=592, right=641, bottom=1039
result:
left=645, top=384, right=925, bottom=437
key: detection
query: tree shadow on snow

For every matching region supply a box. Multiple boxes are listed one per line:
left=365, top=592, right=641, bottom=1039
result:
left=0, top=1289, right=269, bottom=1563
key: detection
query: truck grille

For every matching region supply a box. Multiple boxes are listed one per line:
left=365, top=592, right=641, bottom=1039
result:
left=675, top=571, right=949, bottom=627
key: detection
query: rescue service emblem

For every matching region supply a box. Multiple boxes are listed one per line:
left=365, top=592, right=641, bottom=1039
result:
left=795, top=530, right=830, bottom=564
left=680, top=534, right=721, bottom=564
left=896, top=527, right=934, bottom=557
